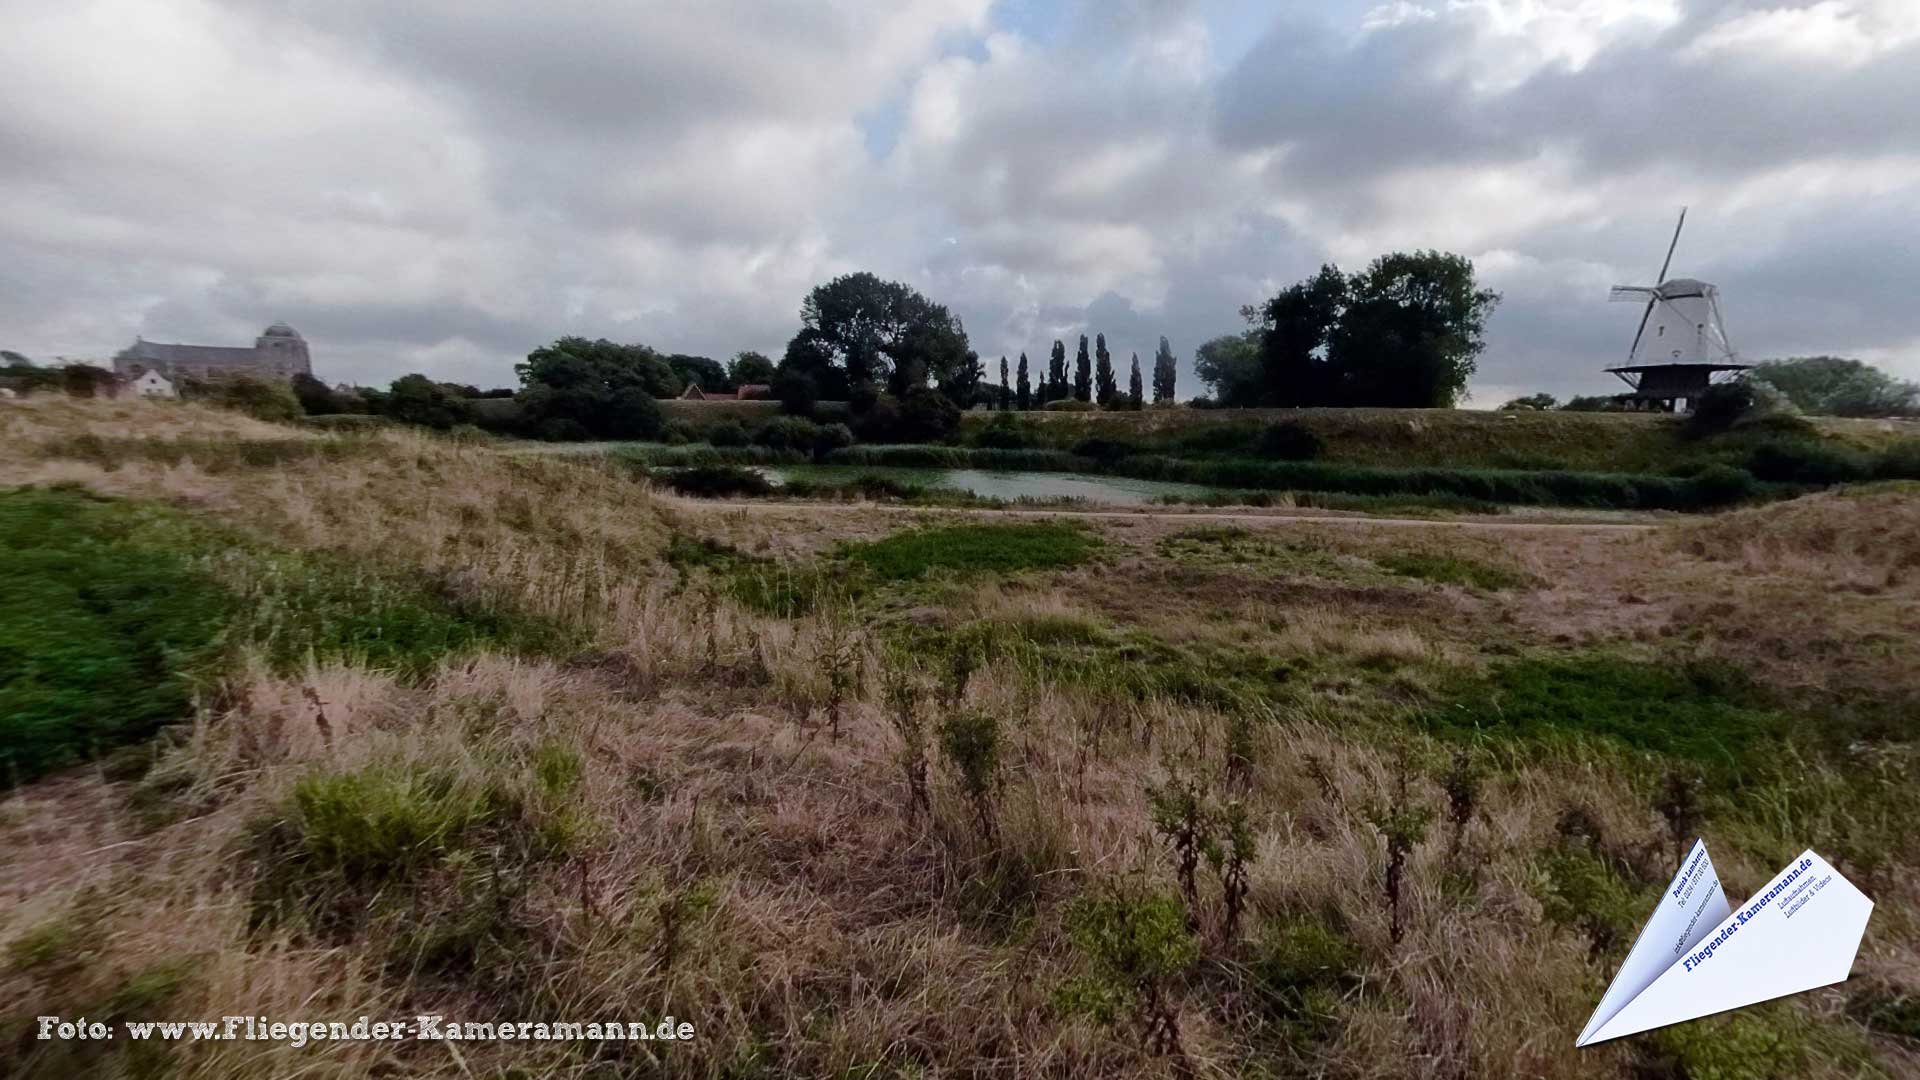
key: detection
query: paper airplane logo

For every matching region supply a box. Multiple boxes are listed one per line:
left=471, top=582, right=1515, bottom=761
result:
left=1578, top=840, right=1873, bottom=1046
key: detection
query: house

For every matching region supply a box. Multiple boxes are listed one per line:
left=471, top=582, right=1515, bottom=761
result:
left=120, top=369, right=177, bottom=399
left=676, top=382, right=773, bottom=401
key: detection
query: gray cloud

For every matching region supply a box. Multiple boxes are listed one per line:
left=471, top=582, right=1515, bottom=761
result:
left=0, top=0, right=1914, bottom=401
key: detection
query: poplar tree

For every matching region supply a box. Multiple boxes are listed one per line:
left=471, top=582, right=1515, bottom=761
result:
left=1048, top=340, right=1068, bottom=404
left=1129, top=352, right=1144, bottom=409
left=1016, top=352, right=1032, bottom=410
left=1074, top=335, right=1092, bottom=402
left=999, top=355, right=1009, bottom=410
left=1152, top=336, right=1178, bottom=404
left=1094, top=333, right=1116, bottom=404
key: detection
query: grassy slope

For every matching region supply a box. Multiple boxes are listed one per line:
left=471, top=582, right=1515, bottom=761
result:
left=958, top=405, right=1916, bottom=470
left=2, top=397, right=1918, bottom=1079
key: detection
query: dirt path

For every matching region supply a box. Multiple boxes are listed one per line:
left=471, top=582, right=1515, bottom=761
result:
left=667, top=497, right=1663, bottom=533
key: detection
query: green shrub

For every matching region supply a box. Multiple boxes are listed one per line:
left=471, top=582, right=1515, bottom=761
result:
left=278, top=764, right=496, bottom=884
left=707, top=420, right=749, bottom=448
left=1246, top=917, right=1360, bottom=1037
left=1689, top=464, right=1759, bottom=505
left=973, top=413, right=1035, bottom=449
left=1876, top=439, right=1920, bottom=481
left=844, top=522, right=1097, bottom=581
left=752, top=416, right=822, bottom=453
left=811, top=422, right=854, bottom=459
left=656, top=464, right=774, bottom=498
left=1687, top=381, right=1762, bottom=436
left=1742, top=439, right=1872, bottom=485
left=1257, top=421, right=1324, bottom=461
left=661, top=420, right=696, bottom=445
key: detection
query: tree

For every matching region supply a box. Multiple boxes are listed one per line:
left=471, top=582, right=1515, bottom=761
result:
left=728, top=350, right=777, bottom=386
left=939, top=350, right=985, bottom=407
left=291, top=372, right=341, bottom=415
left=999, top=356, right=1010, bottom=410
left=385, top=373, right=472, bottom=430
left=1253, top=264, right=1349, bottom=407
left=1074, top=335, right=1092, bottom=402
left=666, top=354, right=730, bottom=394
left=1325, top=252, right=1498, bottom=408
left=785, top=272, right=972, bottom=402
left=1017, top=352, right=1032, bottom=410
left=1094, top=333, right=1116, bottom=404
left=515, top=337, right=672, bottom=440
left=1128, top=353, right=1144, bottom=409
left=1048, top=340, right=1068, bottom=404
left=1748, top=356, right=1919, bottom=417
left=1152, top=337, right=1177, bottom=403
left=1500, top=393, right=1558, bottom=411
left=1192, top=332, right=1263, bottom=407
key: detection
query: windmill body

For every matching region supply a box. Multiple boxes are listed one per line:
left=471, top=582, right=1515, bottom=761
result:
left=1604, top=211, right=1748, bottom=412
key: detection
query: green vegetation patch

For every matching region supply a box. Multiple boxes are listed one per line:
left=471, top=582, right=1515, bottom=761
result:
left=1427, top=656, right=1785, bottom=777
left=1156, top=524, right=1356, bottom=578
left=38, top=434, right=371, bottom=472
left=1373, top=550, right=1539, bottom=590
left=843, top=521, right=1099, bottom=581
left=0, top=488, right=573, bottom=786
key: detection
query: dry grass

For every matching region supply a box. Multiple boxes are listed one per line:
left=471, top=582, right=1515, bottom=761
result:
left=2, top=399, right=1916, bottom=1077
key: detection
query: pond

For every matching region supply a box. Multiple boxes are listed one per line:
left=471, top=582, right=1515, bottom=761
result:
left=762, top=465, right=1217, bottom=506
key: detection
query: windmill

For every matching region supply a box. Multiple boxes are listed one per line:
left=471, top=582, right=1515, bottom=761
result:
left=1604, top=208, right=1747, bottom=412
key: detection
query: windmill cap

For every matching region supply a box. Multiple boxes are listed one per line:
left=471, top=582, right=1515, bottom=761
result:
left=1655, top=278, right=1715, bottom=299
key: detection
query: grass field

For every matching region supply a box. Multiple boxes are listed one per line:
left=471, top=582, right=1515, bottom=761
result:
left=3, top=396, right=1918, bottom=1079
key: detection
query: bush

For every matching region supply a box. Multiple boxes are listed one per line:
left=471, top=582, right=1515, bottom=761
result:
left=1687, top=381, right=1761, bottom=436
left=973, top=413, right=1034, bottom=450
left=752, top=416, right=822, bottom=453
left=655, top=464, right=773, bottom=498
left=206, top=376, right=303, bottom=423
left=1742, top=440, right=1872, bottom=485
left=1689, top=464, right=1760, bottom=505
left=661, top=420, right=696, bottom=446
left=1257, top=421, right=1324, bottom=461
left=853, top=396, right=902, bottom=442
left=1876, top=440, right=1920, bottom=481
left=896, top=389, right=961, bottom=443
left=1070, top=438, right=1138, bottom=465
left=811, top=422, right=854, bottom=459
left=1043, top=399, right=1096, bottom=412
left=537, top=417, right=591, bottom=442
left=706, top=420, right=749, bottom=448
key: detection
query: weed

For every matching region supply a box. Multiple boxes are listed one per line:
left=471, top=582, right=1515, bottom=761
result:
left=1440, top=747, right=1480, bottom=864
left=1061, top=890, right=1198, bottom=1058
left=881, top=663, right=932, bottom=821
left=1533, top=845, right=1642, bottom=961
left=1206, top=800, right=1256, bottom=943
left=1148, top=773, right=1211, bottom=930
left=1363, top=761, right=1433, bottom=947
left=939, top=709, right=1001, bottom=841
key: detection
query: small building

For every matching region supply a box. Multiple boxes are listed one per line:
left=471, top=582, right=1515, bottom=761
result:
left=677, top=382, right=773, bottom=401
left=121, top=369, right=177, bottom=399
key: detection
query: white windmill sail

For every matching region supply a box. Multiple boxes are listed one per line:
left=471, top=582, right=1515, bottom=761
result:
left=1577, top=846, right=1873, bottom=1047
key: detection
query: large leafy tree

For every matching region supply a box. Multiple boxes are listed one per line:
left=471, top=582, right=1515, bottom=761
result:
left=665, top=354, right=730, bottom=394
left=1073, top=335, right=1092, bottom=402
left=1192, top=332, right=1263, bottom=406
left=1252, top=264, right=1349, bottom=407
left=1151, top=336, right=1177, bottom=403
left=1749, top=356, right=1919, bottom=417
left=1327, top=252, right=1497, bottom=408
left=728, top=350, right=776, bottom=385
left=385, top=373, right=472, bottom=431
left=515, top=337, right=673, bottom=440
left=780, top=272, right=971, bottom=402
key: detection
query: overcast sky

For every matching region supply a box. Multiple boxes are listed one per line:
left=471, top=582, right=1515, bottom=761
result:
left=4, top=0, right=1917, bottom=404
